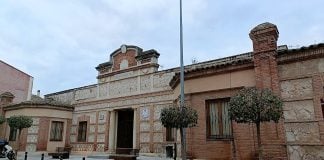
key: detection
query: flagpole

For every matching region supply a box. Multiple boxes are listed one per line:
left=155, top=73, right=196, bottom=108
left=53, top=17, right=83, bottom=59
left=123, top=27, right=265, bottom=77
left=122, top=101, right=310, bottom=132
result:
left=179, top=0, right=186, bottom=159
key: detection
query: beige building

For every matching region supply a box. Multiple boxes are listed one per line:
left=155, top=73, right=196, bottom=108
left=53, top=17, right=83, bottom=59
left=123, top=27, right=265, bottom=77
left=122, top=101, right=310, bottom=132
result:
left=1, top=22, right=324, bottom=159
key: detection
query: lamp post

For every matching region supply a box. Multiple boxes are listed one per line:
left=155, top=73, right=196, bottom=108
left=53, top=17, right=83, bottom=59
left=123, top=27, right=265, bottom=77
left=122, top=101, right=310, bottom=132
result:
left=179, top=0, right=186, bottom=160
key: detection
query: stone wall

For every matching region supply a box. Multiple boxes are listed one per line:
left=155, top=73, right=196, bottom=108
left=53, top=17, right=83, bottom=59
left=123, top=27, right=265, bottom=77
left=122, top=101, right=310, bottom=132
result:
left=279, top=57, right=324, bottom=160
left=48, top=70, right=174, bottom=104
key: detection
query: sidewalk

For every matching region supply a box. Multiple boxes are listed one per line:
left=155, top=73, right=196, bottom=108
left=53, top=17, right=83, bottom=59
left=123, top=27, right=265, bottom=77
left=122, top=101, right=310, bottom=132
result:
left=14, top=152, right=172, bottom=160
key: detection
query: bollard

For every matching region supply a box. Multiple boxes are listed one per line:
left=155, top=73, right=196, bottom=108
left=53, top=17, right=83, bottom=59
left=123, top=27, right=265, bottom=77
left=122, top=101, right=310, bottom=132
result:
left=173, top=143, right=177, bottom=160
left=24, top=152, right=28, bottom=160
left=82, top=157, right=85, bottom=160
left=41, top=153, right=44, bottom=160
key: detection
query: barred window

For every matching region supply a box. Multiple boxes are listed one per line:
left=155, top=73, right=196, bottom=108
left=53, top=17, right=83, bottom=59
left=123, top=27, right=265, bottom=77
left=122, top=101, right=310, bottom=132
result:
left=50, top=121, right=64, bottom=141
left=206, top=98, right=232, bottom=139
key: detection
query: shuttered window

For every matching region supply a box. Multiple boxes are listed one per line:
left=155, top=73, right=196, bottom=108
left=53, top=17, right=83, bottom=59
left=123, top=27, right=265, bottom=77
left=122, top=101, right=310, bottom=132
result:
left=206, top=99, right=233, bottom=139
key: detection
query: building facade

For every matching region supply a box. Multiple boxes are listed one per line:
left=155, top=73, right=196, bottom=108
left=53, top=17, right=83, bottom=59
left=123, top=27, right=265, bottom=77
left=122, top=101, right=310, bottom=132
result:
left=1, top=22, right=324, bottom=159
left=0, top=60, right=33, bottom=138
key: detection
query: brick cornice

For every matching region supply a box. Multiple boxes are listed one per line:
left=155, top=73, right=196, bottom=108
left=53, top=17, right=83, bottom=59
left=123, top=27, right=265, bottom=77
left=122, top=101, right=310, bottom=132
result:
left=73, top=90, right=173, bottom=107
left=97, top=63, right=159, bottom=79
left=170, top=60, right=254, bottom=89
left=277, top=45, right=324, bottom=64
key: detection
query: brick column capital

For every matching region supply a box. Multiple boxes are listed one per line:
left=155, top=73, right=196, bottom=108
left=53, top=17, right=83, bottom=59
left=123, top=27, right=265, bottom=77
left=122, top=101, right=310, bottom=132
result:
left=249, top=22, right=279, bottom=53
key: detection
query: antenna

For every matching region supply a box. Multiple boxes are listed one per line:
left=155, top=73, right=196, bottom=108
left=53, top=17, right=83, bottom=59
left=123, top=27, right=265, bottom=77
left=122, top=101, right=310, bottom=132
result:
left=191, top=57, right=198, bottom=64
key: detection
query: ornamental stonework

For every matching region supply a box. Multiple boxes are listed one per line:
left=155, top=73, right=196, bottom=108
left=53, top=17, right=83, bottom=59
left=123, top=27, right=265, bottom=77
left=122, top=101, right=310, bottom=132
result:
left=109, top=77, right=138, bottom=97
left=89, top=113, right=96, bottom=123
left=153, top=122, right=162, bottom=132
left=278, top=58, right=324, bottom=79
left=28, top=126, right=39, bottom=134
left=140, top=122, right=150, bottom=132
left=140, top=144, right=150, bottom=153
left=99, top=83, right=109, bottom=98
left=75, top=87, right=96, bottom=100
left=154, top=104, right=166, bottom=120
left=98, top=111, right=106, bottom=123
left=88, top=134, right=95, bottom=142
left=71, top=126, right=77, bottom=134
left=71, top=144, right=94, bottom=152
left=32, top=118, right=39, bottom=125
left=50, top=91, right=74, bottom=103
left=112, top=71, right=136, bottom=81
left=285, top=122, right=320, bottom=143
left=90, top=125, right=96, bottom=133
left=27, top=135, right=38, bottom=143
left=153, top=133, right=163, bottom=142
left=283, top=100, right=315, bottom=121
left=288, top=145, right=324, bottom=160
left=153, top=72, right=174, bottom=91
left=97, top=134, right=105, bottom=143
left=70, top=135, right=76, bottom=143
left=153, top=144, right=163, bottom=154
left=74, top=94, right=173, bottom=111
left=96, top=144, right=105, bottom=152
left=98, top=124, right=106, bottom=133
left=26, top=144, right=36, bottom=152
left=140, top=133, right=150, bottom=143
left=140, top=75, right=151, bottom=92
left=280, top=78, right=313, bottom=100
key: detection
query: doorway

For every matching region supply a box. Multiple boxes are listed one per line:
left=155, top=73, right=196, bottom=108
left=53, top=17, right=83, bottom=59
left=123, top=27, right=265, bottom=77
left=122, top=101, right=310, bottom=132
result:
left=116, top=109, right=134, bottom=149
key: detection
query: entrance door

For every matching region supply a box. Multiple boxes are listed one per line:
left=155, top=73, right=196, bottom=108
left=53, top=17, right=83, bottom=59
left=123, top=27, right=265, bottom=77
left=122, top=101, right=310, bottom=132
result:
left=117, top=109, right=134, bottom=149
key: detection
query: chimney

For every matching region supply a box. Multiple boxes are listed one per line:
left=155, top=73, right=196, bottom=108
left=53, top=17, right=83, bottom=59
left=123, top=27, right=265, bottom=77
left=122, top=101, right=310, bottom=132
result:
left=249, top=22, right=280, bottom=93
left=37, top=90, right=40, bottom=97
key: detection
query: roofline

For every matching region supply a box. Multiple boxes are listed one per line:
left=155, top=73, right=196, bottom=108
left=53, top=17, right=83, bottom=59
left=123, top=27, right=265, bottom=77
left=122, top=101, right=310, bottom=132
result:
left=0, top=60, right=33, bottom=78
left=44, top=83, right=97, bottom=97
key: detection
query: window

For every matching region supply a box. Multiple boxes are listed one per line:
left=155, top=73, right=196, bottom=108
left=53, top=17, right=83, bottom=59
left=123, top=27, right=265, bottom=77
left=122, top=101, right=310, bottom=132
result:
left=206, top=98, right=232, bottom=139
left=166, top=127, right=175, bottom=141
left=9, top=127, right=17, bottom=141
left=50, top=121, right=64, bottom=141
left=78, top=121, right=87, bottom=142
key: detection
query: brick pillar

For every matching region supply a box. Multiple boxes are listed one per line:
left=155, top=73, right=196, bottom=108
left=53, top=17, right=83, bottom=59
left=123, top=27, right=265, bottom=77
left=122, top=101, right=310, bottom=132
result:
left=249, top=22, right=287, bottom=159
left=249, top=22, right=280, bottom=93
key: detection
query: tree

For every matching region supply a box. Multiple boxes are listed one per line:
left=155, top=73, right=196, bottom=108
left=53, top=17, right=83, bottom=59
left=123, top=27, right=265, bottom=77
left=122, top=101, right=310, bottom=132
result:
left=0, top=115, right=5, bottom=124
left=7, top=115, right=33, bottom=151
left=228, top=87, right=283, bottom=160
left=160, top=105, right=198, bottom=159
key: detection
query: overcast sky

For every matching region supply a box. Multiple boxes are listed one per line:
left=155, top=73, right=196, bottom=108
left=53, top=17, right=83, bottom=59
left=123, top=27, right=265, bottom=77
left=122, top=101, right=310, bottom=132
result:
left=1, top=0, right=324, bottom=95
